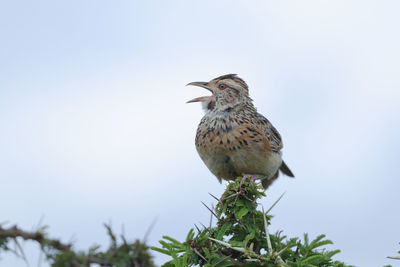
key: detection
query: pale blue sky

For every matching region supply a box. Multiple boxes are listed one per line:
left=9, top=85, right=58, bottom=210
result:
left=1, top=1, right=399, bottom=266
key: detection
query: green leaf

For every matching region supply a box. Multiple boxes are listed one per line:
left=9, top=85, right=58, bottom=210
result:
left=163, top=236, right=182, bottom=245
left=243, top=231, right=255, bottom=247
left=325, top=249, right=341, bottom=258
left=235, top=207, right=249, bottom=220
left=301, top=254, right=326, bottom=264
left=186, top=229, right=195, bottom=241
left=151, top=247, right=171, bottom=256
left=216, top=222, right=232, bottom=240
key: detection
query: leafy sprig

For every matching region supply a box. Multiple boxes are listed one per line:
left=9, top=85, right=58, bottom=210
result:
left=154, top=177, right=354, bottom=267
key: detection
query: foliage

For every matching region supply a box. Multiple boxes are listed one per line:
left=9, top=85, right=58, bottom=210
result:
left=153, top=177, right=354, bottom=267
left=0, top=223, right=155, bottom=267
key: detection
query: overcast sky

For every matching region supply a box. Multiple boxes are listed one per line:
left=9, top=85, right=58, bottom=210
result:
left=1, top=1, right=399, bottom=266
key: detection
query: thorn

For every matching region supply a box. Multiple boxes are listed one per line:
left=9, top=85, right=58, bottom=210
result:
left=199, top=222, right=207, bottom=230
left=201, top=201, right=218, bottom=220
left=209, top=204, right=214, bottom=228
left=14, top=239, right=29, bottom=266
left=277, top=247, right=287, bottom=256
left=208, top=237, right=245, bottom=252
left=34, top=215, right=45, bottom=232
left=142, top=217, right=157, bottom=244
left=249, top=242, right=254, bottom=251
left=262, top=206, right=272, bottom=254
left=208, top=193, right=220, bottom=202
left=265, top=192, right=286, bottom=215
left=193, top=248, right=208, bottom=262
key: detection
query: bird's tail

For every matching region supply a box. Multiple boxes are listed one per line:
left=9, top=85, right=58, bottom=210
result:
left=280, top=161, right=295, bottom=177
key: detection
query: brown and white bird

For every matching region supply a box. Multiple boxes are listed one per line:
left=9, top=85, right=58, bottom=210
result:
left=187, top=74, right=294, bottom=189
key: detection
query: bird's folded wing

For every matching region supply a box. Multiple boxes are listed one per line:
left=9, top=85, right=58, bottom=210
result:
left=255, top=114, right=283, bottom=152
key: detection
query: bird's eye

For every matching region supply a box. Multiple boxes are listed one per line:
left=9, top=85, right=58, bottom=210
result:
left=218, top=84, right=226, bottom=90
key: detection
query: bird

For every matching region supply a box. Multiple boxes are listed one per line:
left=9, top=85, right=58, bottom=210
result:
left=186, top=74, right=294, bottom=189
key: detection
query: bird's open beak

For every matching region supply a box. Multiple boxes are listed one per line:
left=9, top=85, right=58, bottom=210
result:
left=186, top=81, right=213, bottom=92
left=186, top=96, right=210, bottom=103
left=186, top=81, right=214, bottom=104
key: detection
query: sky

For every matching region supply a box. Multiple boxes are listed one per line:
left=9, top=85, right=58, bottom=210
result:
left=0, top=0, right=399, bottom=266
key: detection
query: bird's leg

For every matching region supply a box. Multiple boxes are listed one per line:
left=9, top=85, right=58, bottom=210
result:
left=240, top=174, right=250, bottom=187
left=242, top=174, right=264, bottom=186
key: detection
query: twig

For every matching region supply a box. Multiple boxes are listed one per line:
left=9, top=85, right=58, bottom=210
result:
left=0, top=225, right=71, bottom=251
left=0, top=224, right=153, bottom=267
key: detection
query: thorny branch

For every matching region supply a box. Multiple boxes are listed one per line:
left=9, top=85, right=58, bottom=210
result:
left=0, top=224, right=155, bottom=267
left=0, top=224, right=71, bottom=251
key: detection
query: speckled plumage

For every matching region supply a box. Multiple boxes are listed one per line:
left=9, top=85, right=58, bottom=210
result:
left=187, top=74, right=294, bottom=189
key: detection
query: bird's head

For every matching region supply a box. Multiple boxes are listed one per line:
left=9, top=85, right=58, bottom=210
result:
left=186, top=74, right=251, bottom=111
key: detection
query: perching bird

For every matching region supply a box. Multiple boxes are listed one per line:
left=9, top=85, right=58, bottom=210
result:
left=187, top=74, right=294, bottom=189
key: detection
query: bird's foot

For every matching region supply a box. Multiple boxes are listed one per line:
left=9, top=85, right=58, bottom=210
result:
left=241, top=174, right=264, bottom=186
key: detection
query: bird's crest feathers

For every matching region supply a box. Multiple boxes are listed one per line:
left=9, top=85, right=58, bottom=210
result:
left=212, top=74, right=248, bottom=91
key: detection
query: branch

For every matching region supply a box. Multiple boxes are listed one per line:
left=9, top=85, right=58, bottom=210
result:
left=0, top=224, right=155, bottom=267
left=0, top=224, right=71, bottom=251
